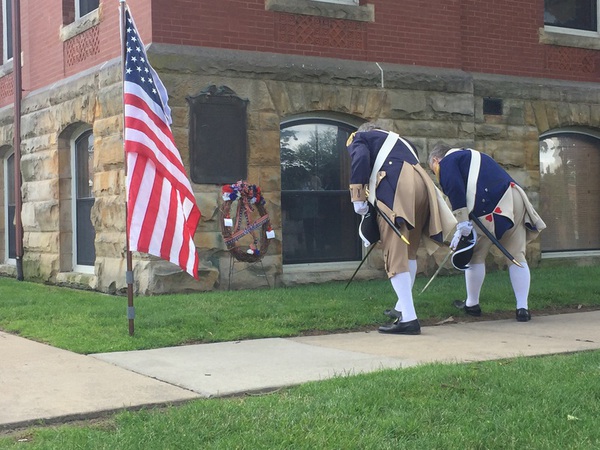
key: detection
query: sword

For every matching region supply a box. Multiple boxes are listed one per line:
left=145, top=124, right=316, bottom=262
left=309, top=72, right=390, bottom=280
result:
left=374, top=201, right=410, bottom=245
left=345, top=200, right=410, bottom=290
left=419, top=247, right=453, bottom=295
left=344, top=241, right=377, bottom=290
left=469, top=213, right=523, bottom=268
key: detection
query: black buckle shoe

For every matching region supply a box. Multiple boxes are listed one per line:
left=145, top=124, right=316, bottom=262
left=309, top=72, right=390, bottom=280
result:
left=453, top=300, right=482, bottom=317
left=516, top=308, right=531, bottom=322
left=378, top=319, right=421, bottom=335
left=384, top=309, right=402, bottom=320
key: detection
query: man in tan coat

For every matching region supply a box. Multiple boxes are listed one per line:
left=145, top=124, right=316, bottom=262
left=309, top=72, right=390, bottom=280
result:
left=428, top=143, right=546, bottom=321
left=347, top=123, right=455, bottom=334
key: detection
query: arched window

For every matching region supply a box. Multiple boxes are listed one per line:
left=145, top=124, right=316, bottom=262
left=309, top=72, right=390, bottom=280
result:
left=280, top=118, right=361, bottom=264
left=539, top=130, right=600, bottom=255
left=72, top=129, right=95, bottom=271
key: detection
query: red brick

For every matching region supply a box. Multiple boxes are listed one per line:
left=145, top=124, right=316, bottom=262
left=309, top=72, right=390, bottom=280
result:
left=0, top=0, right=596, bottom=109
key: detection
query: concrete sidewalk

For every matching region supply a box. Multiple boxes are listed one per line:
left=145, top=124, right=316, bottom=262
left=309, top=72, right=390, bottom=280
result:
left=1, top=310, right=599, bottom=431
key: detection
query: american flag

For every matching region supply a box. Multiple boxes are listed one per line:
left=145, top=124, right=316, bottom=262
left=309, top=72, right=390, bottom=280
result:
left=123, top=7, right=201, bottom=279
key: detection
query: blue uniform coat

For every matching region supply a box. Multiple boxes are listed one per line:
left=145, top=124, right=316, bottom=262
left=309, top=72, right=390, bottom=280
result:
left=439, top=148, right=545, bottom=240
left=348, top=129, right=419, bottom=224
left=348, top=129, right=455, bottom=248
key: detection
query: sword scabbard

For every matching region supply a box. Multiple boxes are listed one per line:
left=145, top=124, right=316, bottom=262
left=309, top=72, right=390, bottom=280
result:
left=469, top=213, right=523, bottom=267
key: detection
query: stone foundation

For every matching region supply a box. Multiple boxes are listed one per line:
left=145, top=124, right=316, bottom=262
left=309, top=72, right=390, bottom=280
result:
left=0, top=45, right=597, bottom=293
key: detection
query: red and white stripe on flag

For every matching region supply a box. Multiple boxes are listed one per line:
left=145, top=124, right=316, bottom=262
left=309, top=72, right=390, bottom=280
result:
left=123, top=7, right=200, bottom=279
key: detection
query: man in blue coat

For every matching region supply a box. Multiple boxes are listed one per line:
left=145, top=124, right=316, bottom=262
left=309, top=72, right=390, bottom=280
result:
left=428, top=143, right=546, bottom=322
left=347, top=123, right=455, bottom=335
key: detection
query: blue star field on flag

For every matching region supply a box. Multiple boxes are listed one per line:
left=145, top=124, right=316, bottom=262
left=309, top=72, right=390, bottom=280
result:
left=124, top=10, right=163, bottom=111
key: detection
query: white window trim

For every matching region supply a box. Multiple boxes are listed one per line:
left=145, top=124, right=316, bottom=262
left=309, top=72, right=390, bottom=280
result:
left=539, top=27, right=600, bottom=50
left=544, top=24, right=600, bottom=39
left=3, top=152, right=15, bottom=265
left=60, top=6, right=101, bottom=42
left=75, top=0, right=99, bottom=21
left=542, top=250, right=600, bottom=259
left=71, top=128, right=95, bottom=274
left=2, top=0, right=12, bottom=64
left=543, top=0, right=600, bottom=39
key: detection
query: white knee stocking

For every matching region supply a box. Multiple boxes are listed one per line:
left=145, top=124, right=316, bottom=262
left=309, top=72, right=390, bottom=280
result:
left=408, top=259, right=417, bottom=288
left=465, top=263, right=486, bottom=307
left=391, top=272, right=417, bottom=322
left=509, top=262, right=530, bottom=310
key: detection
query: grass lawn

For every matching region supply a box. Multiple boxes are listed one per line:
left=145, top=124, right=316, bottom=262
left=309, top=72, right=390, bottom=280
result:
left=0, top=264, right=598, bottom=354
left=2, top=351, right=600, bottom=449
left=0, top=264, right=599, bottom=449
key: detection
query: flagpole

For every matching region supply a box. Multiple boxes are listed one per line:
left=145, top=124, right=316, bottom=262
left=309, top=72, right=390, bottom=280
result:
left=120, top=0, right=135, bottom=336
left=12, top=0, right=24, bottom=281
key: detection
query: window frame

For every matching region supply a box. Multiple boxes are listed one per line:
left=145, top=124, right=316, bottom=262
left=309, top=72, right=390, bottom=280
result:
left=3, top=151, right=15, bottom=265
left=539, top=127, right=600, bottom=258
left=75, top=0, right=99, bottom=20
left=71, top=128, right=95, bottom=273
left=2, top=0, right=12, bottom=64
left=543, top=0, right=600, bottom=39
left=280, top=116, right=362, bottom=265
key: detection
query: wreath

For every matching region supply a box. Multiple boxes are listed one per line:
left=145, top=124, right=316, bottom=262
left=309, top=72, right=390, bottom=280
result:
left=219, top=180, right=274, bottom=263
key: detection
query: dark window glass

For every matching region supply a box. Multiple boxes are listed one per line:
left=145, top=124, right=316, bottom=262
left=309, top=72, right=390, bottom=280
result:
left=544, top=0, right=597, bottom=32
left=75, top=131, right=95, bottom=266
left=281, top=120, right=361, bottom=264
left=6, top=153, right=15, bottom=259
left=76, top=131, right=94, bottom=200
left=78, top=0, right=99, bottom=18
left=4, top=0, right=12, bottom=61
left=540, top=133, right=600, bottom=252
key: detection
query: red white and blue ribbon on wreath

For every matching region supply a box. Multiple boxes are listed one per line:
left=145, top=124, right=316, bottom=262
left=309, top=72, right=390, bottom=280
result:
left=221, top=181, right=274, bottom=260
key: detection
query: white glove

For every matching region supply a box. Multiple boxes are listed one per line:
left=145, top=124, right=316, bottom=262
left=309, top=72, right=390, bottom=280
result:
left=457, top=221, right=473, bottom=236
left=353, top=201, right=369, bottom=215
left=450, top=221, right=473, bottom=250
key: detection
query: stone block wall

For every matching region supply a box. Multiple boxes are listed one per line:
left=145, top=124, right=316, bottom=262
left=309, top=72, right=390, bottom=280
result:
left=0, top=45, right=598, bottom=293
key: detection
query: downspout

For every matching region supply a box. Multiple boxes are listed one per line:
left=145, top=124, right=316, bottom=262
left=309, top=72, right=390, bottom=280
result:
left=375, top=62, right=384, bottom=89
left=12, top=0, right=23, bottom=280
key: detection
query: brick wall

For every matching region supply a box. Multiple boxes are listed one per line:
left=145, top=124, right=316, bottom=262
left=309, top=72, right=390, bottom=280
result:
left=150, top=0, right=464, bottom=67
left=0, top=0, right=598, bottom=109
left=150, top=0, right=598, bottom=82
left=460, top=0, right=600, bottom=82
left=0, top=0, right=151, bottom=108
